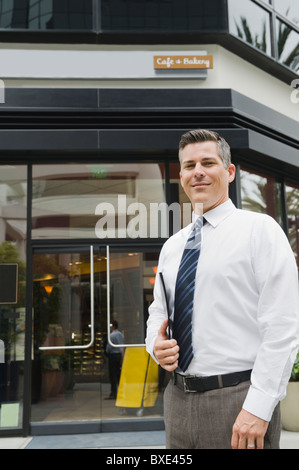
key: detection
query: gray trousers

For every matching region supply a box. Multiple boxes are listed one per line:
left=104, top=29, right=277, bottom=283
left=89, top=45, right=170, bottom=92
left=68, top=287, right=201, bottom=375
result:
left=164, top=378, right=281, bottom=449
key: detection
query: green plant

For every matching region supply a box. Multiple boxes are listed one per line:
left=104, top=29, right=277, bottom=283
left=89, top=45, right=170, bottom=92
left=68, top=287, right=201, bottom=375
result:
left=290, top=351, right=299, bottom=381
left=234, top=12, right=299, bottom=73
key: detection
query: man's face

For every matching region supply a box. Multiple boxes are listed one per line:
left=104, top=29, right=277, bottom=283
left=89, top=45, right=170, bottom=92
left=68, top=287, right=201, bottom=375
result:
left=179, top=141, right=236, bottom=213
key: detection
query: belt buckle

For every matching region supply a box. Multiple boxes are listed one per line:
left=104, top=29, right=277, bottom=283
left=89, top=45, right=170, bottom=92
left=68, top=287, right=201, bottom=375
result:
left=183, top=375, right=197, bottom=393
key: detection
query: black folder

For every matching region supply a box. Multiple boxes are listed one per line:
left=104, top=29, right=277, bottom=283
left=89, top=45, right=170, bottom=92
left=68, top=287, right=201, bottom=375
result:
left=159, top=272, right=172, bottom=339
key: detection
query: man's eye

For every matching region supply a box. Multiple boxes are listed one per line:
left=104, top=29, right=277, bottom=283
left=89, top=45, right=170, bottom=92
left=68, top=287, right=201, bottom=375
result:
left=184, top=164, right=194, bottom=169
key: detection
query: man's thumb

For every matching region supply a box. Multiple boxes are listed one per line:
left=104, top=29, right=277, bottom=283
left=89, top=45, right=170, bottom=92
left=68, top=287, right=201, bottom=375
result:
left=158, top=318, right=169, bottom=339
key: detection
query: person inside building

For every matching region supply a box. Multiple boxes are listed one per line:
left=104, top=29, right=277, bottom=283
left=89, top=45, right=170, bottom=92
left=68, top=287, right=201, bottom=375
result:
left=146, top=129, right=299, bottom=449
left=105, top=320, right=124, bottom=400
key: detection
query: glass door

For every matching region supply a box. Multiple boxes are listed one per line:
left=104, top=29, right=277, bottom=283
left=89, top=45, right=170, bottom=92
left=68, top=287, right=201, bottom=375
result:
left=31, top=244, right=164, bottom=427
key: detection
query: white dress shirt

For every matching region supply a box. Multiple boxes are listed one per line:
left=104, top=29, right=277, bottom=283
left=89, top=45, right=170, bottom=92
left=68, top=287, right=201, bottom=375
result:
left=146, top=199, right=299, bottom=422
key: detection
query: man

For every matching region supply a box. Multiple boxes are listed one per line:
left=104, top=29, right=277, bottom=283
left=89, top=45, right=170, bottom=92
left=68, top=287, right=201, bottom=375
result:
left=146, top=129, right=299, bottom=449
left=105, top=320, right=124, bottom=399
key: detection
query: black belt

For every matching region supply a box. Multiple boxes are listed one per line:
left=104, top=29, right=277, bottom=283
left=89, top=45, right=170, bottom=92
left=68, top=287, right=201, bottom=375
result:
left=173, top=370, right=252, bottom=393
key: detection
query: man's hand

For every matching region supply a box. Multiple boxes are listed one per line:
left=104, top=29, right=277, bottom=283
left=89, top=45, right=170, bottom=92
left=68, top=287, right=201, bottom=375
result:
left=154, top=319, right=179, bottom=372
left=231, top=409, right=269, bottom=449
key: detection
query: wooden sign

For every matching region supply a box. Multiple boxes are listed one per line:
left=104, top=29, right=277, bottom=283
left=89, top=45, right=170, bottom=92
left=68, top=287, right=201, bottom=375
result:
left=154, top=55, right=213, bottom=70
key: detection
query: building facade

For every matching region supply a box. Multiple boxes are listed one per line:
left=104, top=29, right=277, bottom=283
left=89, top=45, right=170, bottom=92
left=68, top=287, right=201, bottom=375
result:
left=0, top=0, right=298, bottom=437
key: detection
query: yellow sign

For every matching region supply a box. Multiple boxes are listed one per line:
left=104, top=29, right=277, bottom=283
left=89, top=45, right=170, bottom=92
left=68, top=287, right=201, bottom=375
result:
left=154, top=55, right=213, bottom=70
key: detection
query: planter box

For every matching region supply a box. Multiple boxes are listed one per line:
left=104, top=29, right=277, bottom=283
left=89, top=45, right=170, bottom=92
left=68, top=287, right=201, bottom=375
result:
left=281, top=382, right=299, bottom=432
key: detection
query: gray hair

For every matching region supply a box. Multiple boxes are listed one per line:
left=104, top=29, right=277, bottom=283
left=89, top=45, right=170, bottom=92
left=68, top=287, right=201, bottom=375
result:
left=178, top=129, right=231, bottom=169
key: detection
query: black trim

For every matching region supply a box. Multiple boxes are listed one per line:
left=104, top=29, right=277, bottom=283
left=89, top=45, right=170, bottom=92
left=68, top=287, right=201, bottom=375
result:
left=229, top=163, right=242, bottom=209
left=30, top=240, right=165, bottom=252
left=0, top=128, right=297, bottom=178
left=0, top=130, right=98, bottom=150
left=0, top=88, right=297, bottom=145
left=0, top=86, right=298, bottom=183
left=30, top=418, right=165, bottom=436
left=23, top=164, right=32, bottom=437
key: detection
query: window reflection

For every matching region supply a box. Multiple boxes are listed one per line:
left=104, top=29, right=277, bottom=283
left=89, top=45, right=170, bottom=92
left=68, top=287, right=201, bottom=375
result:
left=276, top=19, right=299, bottom=72
left=274, top=0, right=299, bottom=26
left=169, top=163, right=192, bottom=229
left=0, top=0, right=92, bottom=30
left=285, top=182, right=299, bottom=269
left=101, top=0, right=226, bottom=32
left=228, top=0, right=272, bottom=56
left=240, top=168, right=283, bottom=226
left=32, top=163, right=165, bottom=239
left=0, top=165, right=27, bottom=429
left=0, top=166, right=27, bottom=255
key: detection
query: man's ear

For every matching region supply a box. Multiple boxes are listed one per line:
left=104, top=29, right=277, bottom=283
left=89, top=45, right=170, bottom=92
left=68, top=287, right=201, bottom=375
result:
left=228, top=164, right=236, bottom=184
left=179, top=170, right=184, bottom=188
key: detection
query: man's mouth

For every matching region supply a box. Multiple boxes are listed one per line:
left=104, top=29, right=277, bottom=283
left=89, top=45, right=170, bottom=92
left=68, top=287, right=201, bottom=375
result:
left=192, top=181, right=210, bottom=188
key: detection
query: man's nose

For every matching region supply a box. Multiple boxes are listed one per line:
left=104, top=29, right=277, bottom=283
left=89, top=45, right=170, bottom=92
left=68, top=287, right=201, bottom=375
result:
left=194, top=163, right=206, bottom=176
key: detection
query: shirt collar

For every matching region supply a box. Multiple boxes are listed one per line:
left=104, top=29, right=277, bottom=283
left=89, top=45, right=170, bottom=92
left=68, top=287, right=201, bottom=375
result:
left=193, top=199, right=236, bottom=228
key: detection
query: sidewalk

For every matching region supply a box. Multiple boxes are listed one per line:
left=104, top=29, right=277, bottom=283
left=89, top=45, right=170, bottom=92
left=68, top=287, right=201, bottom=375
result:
left=0, top=430, right=298, bottom=449
left=0, top=430, right=166, bottom=449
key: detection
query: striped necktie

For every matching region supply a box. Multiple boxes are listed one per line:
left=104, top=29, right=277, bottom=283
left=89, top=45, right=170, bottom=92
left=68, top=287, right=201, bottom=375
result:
left=173, top=216, right=205, bottom=372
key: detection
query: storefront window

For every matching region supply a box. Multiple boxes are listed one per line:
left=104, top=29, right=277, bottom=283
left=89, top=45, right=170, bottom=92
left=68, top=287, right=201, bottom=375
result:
left=285, top=181, right=299, bottom=269
left=240, top=167, right=283, bottom=225
left=0, top=0, right=92, bottom=30
left=276, top=19, right=299, bottom=72
left=32, top=163, right=165, bottom=239
left=101, top=0, right=226, bottom=32
left=274, top=0, right=299, bottom=26
left=0, top=165, right=27, bottom=430
left=228, top=0, right=272, bottom=56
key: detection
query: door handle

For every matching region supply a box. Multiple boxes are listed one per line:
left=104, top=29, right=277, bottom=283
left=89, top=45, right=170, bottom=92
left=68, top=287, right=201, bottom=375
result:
left=39, top=246, right=95, bottom=351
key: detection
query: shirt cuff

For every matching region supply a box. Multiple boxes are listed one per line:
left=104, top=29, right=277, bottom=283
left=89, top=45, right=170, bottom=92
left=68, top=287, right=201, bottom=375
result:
left=242, top=385, right=279, bottom=422
left=145, top=335, right=160, bottom=365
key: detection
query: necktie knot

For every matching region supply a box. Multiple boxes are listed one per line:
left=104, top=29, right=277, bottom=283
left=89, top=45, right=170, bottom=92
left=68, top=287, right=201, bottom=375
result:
left=185, top=216, right=205, bottom=250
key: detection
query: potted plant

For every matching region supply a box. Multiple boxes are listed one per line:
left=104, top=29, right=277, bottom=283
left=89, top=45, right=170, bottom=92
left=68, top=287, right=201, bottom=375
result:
left=281, top=351, right=299, bottom=432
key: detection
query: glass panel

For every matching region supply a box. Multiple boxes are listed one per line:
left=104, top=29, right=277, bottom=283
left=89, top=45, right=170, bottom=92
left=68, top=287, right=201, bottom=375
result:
left=31, top=247, right=164, bottom=423
left=32, top=249, right=97, bottom=418
left=32, top=163, right=165, bottom=239
left=240, top=167, right=283, bottom=225
left=0, top=0, right=13, bottom=28
left=274, top=0, right=299, bottom=26
left=0, top=0, right=93, bottom=30
left=285, top=181, right=299, bottom=269
left=276, top=19, right=299, bottom=72
left=109, top=251, right=158, bottom=345
left=101, top=0, right=226, bottom=32
left=169, top=162, right=193, bottom=229
left=228, top=0, right=272, bottom=56
left=0, top=165, right=27, bottom=430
